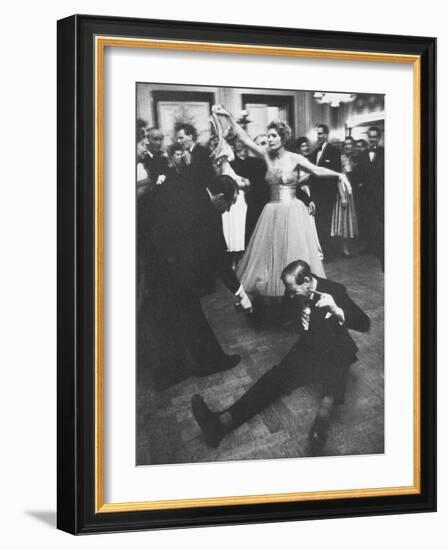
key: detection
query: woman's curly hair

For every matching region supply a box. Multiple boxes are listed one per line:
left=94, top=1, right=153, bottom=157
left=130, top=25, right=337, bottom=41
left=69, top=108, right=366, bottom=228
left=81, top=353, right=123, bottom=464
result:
left=267, top=120, right=292, bottom=145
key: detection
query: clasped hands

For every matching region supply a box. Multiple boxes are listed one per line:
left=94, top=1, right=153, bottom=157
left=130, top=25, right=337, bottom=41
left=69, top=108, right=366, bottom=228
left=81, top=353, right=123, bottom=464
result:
left=314, top=293, right=345, bottom=324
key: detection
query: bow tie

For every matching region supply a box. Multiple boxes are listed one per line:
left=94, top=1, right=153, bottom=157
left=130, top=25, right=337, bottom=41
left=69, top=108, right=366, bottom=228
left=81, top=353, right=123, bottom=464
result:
left=369, top=147, right=377, bottom=152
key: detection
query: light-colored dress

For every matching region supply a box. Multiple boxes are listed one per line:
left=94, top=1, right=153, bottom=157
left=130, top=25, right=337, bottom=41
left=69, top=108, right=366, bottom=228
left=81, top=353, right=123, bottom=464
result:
left=331, top=154, right=359, bottom=239
left=222, top=190, right=247, bottom=252
left=209, top=112, right=249, bottom=252
left=237, top=167, right=325, bottom=297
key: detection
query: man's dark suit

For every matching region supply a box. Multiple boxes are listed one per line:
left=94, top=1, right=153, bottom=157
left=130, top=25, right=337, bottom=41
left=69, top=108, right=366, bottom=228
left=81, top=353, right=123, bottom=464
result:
left=184, top=142, right=215, bottom=189
left=138, top=151, right=170, bottom=252
left=224, top=277, right=370, bottom=428
left=230, top=155, right=269, bottom=245
left=137, top=153, right=170, bottom=316
left=365, top=146, right=385, bottom=269
left=351, top=147, right=384, bottom=268
left=351, top=151, right=371, bottom=242
left=142, top=151, right=169, bottom=188
left=143, top=181, right=240, bottom=387
left=309, top=142, right=341, bottom=257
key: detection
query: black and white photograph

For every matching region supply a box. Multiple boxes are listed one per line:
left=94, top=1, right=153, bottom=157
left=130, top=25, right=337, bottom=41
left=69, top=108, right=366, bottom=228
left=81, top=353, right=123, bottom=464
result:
left=136, top=82, right=385, bottom=465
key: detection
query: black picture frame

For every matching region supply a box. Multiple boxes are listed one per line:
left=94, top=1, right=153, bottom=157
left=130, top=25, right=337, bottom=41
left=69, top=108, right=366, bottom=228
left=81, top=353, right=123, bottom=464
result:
left=57, top=14, right=436, bottom=534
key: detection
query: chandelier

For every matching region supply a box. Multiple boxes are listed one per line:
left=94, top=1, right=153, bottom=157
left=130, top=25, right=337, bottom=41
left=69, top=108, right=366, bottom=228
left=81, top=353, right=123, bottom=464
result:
left=313, top=92, right=357, bottom=107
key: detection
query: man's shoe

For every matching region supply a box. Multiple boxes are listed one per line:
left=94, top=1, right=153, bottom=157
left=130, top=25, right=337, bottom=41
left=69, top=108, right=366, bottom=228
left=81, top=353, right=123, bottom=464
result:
left=191, top=394, right=224, bottom=448
left=309, top=415, right=330, bottom=454
left=309, top=403, right=333, bottom=455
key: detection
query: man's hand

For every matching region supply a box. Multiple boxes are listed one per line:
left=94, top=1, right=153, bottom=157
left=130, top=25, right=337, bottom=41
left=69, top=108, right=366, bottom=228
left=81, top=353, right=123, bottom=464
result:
left=308, top=201, right=316, bottom=216
left=235, top=286, right=252, bottom=313
left=315, top=293, right=345, bottom=324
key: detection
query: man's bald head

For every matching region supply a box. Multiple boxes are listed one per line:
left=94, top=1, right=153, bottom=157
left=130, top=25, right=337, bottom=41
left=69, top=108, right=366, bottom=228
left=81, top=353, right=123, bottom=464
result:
left=145, top=127, right=164, bottom=153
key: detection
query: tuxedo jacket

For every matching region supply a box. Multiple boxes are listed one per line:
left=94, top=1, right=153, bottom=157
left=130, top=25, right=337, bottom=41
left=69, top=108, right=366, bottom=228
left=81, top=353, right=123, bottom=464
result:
left=230, top=156, right=269, bottom=208
left=309, top=142, right=342, bottom=172
left=309, top=142, right=341, bottom=202
left=142, top=152, right=169, bottom=188
left=147, top=181, right=240, bottom=297
left=366, top=146, right=385, bottom=215
left=137, top=155, right=169, bottom=263
left=351, top=151, right=370, bottom=189
left=184, top=143, right=215, bottom=189
left=284, top=276, right=370, bottom=367
left=367, top=146, right=384, bottom=181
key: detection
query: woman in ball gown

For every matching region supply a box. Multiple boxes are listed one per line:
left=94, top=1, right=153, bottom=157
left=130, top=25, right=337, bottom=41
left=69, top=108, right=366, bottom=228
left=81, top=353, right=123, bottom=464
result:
left=330, top=136, right=359, bottom=256
left=213, top=105, right=352, bottom=298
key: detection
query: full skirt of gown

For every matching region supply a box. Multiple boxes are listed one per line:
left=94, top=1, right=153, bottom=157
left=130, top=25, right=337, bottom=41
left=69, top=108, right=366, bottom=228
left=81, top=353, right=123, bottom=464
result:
left=237, top=198, right=326, bottom=297
left=330, top=193, right=359, bottom=239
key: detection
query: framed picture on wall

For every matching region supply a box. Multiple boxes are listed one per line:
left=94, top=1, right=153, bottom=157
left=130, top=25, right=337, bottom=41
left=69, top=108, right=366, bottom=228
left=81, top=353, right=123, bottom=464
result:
left=149, top=89, right=216, bottom=145
left=57, top=14, right=436, bottom=534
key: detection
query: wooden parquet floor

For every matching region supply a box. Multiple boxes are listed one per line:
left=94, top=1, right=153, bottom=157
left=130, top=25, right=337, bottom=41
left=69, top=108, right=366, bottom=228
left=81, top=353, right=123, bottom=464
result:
left=136, top=254, right=384, bottom=465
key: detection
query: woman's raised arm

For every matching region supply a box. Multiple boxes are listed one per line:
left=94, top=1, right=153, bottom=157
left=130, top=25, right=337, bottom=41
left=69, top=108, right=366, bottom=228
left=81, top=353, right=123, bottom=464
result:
left=212, top=105, right=266, bottom=159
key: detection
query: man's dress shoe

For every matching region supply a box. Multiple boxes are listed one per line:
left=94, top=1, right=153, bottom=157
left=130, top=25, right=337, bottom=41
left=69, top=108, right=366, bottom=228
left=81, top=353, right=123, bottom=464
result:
left=191, top=394, right=224, bottom=447
left=309, top=410, right=331, bottom=454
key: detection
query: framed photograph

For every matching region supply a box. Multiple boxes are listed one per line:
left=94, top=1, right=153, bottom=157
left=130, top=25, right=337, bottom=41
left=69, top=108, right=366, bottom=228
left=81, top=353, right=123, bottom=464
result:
left=57, top=14, right=436, bottom=534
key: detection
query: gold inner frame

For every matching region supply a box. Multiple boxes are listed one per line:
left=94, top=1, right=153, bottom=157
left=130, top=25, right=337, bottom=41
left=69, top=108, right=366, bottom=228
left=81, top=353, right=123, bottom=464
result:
left=94, top=36, right=421, bottom=513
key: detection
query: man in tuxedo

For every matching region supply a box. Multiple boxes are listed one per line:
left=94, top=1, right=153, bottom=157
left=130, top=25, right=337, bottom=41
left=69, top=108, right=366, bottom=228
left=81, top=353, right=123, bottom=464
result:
left=141, top=127, right=170, bottom=189
left=137, top=127, right=171, bottom=315
left=175, top=122, right=215, bottom=189
left=351, top=142, right=371, bottom=250
left=351, top=129, right=384, bottom=269
left=192, top=259, right=370, bottom=452
left=365, top=126, right=385, bottom=270
left=143, top=174, right=252, bottom=389
left=309, top=124, right=342, bottom=259
left=230, top=139, right=269, bottom=245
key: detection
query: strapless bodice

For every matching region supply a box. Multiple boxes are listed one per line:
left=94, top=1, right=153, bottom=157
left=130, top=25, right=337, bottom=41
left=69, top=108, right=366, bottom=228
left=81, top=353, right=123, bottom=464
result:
left=269, top=184, right=296, bottom=202
left=266, top=168, right=297, bottom=202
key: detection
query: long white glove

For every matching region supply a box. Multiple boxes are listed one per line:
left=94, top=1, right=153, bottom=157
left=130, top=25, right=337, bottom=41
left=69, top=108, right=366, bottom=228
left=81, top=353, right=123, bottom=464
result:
left=235, top=285, right=252, bottom=313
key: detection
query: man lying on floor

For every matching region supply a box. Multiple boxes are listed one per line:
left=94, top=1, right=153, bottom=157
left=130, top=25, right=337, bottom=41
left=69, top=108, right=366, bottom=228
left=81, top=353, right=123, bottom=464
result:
left=191, top=259, right=370, bottom=454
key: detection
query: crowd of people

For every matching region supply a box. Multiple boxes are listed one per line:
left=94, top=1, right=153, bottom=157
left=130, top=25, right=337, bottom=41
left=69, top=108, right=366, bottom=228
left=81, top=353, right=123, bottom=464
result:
left=137, top=114, right=384, bottom=276
left=136, top=105, right=383, bottom=453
